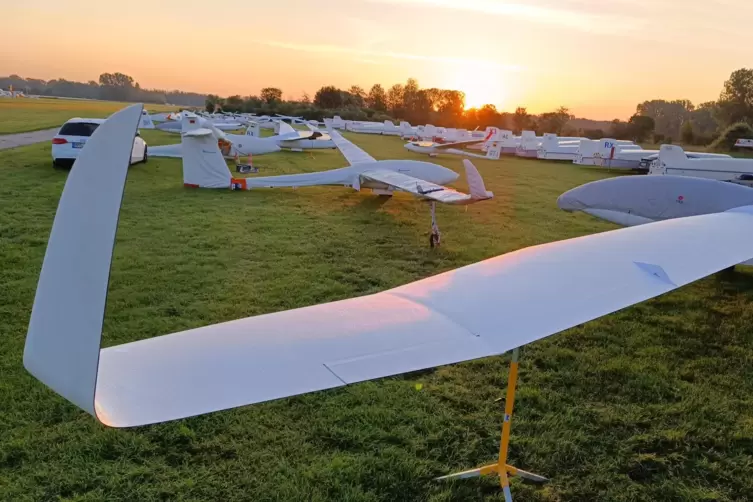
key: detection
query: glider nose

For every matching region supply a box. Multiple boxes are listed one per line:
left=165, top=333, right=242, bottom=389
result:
left=441, top=166, right=460, bottom=185
left=557, top=185, right=588, bottom=212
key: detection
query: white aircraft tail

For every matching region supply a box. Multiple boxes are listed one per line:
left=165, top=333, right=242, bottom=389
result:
left=277, top=121, right=297, bottom=136
left=659, top=144, right=688, bottom=167
left=463, top=160, right=493, bottom=200
left=484, top=127, right=500, bottom=142
left=139, top=110, right=155, bottom=129
left=180, top=116, right=232, bottom=189
left=486, top=141, right=502, bottom=160
left=245, top=122, right=261, bottom=137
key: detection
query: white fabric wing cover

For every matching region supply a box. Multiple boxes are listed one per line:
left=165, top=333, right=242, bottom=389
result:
left=24, top=104, right=753, bottom=428
left=181, top=131, right=232, bottom=188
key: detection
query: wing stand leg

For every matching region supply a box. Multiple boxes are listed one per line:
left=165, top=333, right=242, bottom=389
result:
left=429, top=201, right=441, bottom=248
left=436, top=348, right=548, bottom=501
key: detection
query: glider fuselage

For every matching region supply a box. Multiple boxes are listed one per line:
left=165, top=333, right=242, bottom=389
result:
left=242, top=159, right=459, bottom=189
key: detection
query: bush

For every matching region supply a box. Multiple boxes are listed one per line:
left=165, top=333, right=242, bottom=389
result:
left=680, top=121, right=694, bottom=145
left=582, top=128, right=605, bottom=139
left=709, top=122, right=753, bottom=151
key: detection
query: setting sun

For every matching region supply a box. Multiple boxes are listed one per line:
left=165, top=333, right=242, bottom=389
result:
left=437, top=62, right=510, bottom=110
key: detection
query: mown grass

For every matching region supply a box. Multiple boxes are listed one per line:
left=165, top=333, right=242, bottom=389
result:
left=0, top=98, right=177, bottom=134
left=1, top=131, right=753, bottom=501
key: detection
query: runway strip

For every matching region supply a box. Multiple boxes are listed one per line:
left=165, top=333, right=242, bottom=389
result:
left=0, top=128, right=58, bottom=150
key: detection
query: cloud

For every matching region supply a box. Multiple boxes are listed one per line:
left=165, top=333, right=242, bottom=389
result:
left=260, top=40, right=520, bottom=71
left=368, top=0, right=644, bottom=34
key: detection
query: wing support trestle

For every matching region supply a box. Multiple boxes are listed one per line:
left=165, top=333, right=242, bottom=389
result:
left=436, top=348, right=548, bottom=501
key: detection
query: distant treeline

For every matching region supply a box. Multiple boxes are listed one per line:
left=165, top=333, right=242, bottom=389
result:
left=0, top=72, right=206, bottom=107
left=207, top=68, right=753, bottom=148
left=5, top=67, right=753, bottom=148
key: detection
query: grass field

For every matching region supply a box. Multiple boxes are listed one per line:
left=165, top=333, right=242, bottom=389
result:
left=2, top=131, right=753, bottom=501
left=0, top=98, right=178, bottom=134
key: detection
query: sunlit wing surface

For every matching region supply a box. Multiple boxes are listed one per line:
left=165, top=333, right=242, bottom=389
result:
left=24, top=105, right=753, bottom=428
left=434, top=139, right=485, bottom=150
left=327, top=128, right=376, bottom=165
left=361, top=169, right=472, bottom=204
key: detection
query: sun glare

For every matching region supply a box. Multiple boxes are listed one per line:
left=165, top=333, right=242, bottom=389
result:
left=440, top=64, right=506, bottom=110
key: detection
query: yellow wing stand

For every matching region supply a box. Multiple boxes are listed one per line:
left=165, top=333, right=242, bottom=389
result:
left=437, top=348, right=548, bottom=502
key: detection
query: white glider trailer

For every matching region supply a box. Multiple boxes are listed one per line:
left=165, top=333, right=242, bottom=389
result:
left=536, top=134, right=585, bottom=161
left=573, top=139, right=637, bottom=167
left=515, top=131, right=541, bottom=158
left=650, top=145, right=753, bottom=185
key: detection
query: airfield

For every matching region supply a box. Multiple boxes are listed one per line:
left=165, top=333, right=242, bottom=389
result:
left=2, top=101, right=753, bottom=501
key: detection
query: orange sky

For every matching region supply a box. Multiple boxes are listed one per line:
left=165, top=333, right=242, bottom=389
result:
left=1, top=0, right=750, bottom=119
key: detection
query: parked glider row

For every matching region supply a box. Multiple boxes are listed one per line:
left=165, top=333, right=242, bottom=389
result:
left=25, top=104, right=753, bottom=435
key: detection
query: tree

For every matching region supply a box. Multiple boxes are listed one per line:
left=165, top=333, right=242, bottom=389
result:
left=476, top=104, right=499, bottom=128
left=205, top=94, right=222, bottom=113
left=582, top=128, right=605, bottom=139
left=347, top=85, right=366, bottom=107
left=716, top=68, right=753, bottom=126
left=314, top=85, right=343, bottom=109
left=609, top=119, right=630, bottom=139
left=260, top=87, right=283, bottom=104
left=98, top=72, right=134, bottom=88
left=436, top=90, right=465, bottom=126
left=366, top=84, right=387, bottom=111
left=402, top=78, right=421, bottom=121
left=636, top=99, right=694, bottom=138
left=536, top=106, right=572, bottom=134
left=680, top=120, right=695, bottom=144
left=691, top=101, right=719, bottom=135
left=98, top=72, right=135, bottom=101
left=626, top=114, right=655, bottom=142
left=387, top=84, right=404, bottom=116
left=224, top=95, right=244, bottom=112
left=512, top=107, right=531, bottom=134
left=300, top=91, right=311, bottom=104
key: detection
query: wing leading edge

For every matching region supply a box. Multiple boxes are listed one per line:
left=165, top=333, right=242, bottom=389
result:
left=24, top=105, right=753, bottom=428
left=326, top=127, right=376, bottom=165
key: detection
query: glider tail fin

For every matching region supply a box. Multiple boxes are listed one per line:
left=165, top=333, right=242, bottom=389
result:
left=140, top=110, right=155, bottom=129
left=246, top=122, right=260, bottom=137
left=659, top=144, right=688, bottom=167
left=486, top=141, right=502, bottom=160
left=463, top=160, right=493, bottom=201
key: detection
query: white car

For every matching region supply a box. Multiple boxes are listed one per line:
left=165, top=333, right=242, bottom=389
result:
left=52, top=118, right=147, bottom=168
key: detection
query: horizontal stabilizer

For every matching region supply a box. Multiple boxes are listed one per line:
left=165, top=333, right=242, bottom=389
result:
left=182, top=128, right=214, bottom=137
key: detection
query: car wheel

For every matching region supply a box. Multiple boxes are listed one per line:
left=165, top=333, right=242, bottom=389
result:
left=52, top=159, right=61, bottom=169
left=142, top=146, right=148, bottom=164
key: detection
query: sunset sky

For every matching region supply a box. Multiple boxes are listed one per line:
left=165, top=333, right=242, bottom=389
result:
left=1, top=0, right=750, bottom=119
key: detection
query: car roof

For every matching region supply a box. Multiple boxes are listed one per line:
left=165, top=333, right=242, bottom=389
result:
left=63, top=118, right=107, bottom=125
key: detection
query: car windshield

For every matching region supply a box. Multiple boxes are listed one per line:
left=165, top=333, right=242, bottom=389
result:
left=59, top=122, right=100, bottom=137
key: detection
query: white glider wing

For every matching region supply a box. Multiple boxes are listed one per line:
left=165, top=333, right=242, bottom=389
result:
left=434, top=138, right=485, bottom=149
left=24, top=104, right=753, bottom=428
left=360, top=169, right=472, bottom=204
left=327, top=128, right=376, bottom=165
